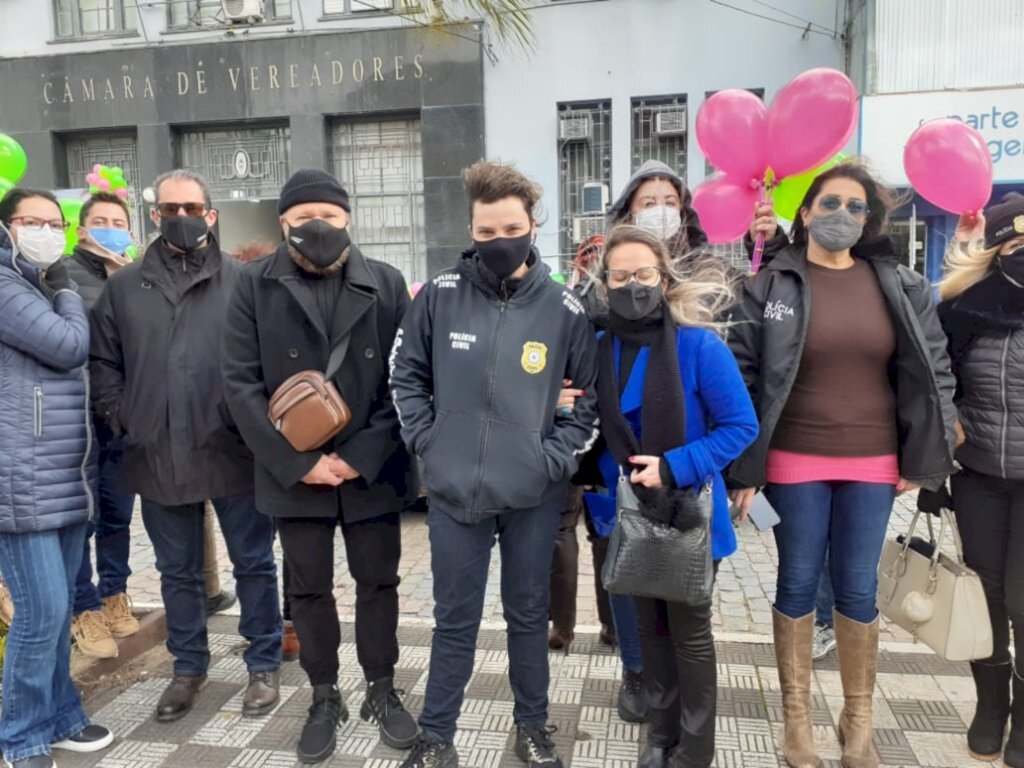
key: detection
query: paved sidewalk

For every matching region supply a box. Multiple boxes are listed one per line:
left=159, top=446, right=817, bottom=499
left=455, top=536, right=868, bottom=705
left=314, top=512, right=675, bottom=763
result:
left=66, top=616, right=985, bottom=768
left=124, top=493, right=928, bottom=643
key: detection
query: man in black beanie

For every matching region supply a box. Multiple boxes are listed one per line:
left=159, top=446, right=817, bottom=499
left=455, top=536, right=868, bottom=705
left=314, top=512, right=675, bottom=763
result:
left=222, top=168, right=419, bottom=764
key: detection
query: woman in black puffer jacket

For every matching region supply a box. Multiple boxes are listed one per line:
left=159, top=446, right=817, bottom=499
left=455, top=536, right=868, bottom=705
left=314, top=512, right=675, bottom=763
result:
left=937, top=192, right=1024, bottom=767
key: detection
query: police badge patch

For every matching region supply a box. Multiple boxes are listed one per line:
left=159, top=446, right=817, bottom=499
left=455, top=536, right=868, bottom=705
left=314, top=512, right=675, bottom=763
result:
left=521, top=342, right=548, bottom=375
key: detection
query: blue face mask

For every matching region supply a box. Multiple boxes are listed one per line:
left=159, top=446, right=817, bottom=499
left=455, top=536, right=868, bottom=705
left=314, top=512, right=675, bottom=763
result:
left=89, top=227, right=132, bottom=255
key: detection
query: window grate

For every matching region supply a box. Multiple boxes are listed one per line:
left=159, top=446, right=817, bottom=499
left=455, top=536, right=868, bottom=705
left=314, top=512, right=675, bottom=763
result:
left=630, top=94, right=688, bottom=177
left=557, top=100, right=612, bottom=260
left=55, top=0, right=138, bottom=38
left=177, top=125, right=291, bottom=200
left=329, top=118, right=426, bottom=284
left=64, top=133, right=145, bottom=246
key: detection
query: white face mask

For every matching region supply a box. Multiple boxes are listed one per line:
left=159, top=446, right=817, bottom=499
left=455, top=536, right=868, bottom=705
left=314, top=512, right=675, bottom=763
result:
left=15, top=225, right=67, bottom=268
left=634, top=205, right=682, bottom=241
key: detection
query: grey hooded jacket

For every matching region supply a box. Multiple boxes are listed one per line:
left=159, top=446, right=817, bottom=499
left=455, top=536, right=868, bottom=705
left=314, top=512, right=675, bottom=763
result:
left=606, top=159, right=708, bottom=251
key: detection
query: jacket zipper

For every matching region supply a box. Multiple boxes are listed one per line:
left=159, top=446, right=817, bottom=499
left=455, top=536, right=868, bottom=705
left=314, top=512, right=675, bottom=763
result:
left=470, top=286, right=511, bottom=511
left=81, top=367, right=95, bottom=522
left=33, top=386, right=43, bottom=438
left=999, top=330, right=1012, bottom=479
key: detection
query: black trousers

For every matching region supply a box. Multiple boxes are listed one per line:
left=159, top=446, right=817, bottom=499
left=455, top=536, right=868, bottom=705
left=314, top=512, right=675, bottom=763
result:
left=952, top=468, right=1024, bottom=668
left=277, top=510, right=402, bottom=686
left=634, top=561, right=720, bottom=768
left=549, top=485, right=614, bottom=634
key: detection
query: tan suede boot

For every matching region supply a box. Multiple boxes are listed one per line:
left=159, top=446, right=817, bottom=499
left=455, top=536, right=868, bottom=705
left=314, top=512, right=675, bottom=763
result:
left=834, top=611, right=880, bottom=768
left=773, top=608, right=823, bottom=768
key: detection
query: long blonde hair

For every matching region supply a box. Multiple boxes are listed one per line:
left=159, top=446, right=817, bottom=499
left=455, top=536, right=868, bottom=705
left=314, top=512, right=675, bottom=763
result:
left=598, top=225, right=736, bottom=331
left=938, top=239, right=1000, bottom=301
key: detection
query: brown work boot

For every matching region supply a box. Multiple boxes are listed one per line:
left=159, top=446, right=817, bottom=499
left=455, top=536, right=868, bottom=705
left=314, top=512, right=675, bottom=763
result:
left=773, top=609, right=822, bottom=768
left=0, top=579, right=14, bottom=625
left=71, top=610, right=118, bottom=659
left=282, top=621, right=300, bottom=662
left=548, top=626, right=574, bottom=652
left=156, top=675, right=207, bottom=722
left=834, top=611, right=880, bottom=768
left=101, top=592, right=140, bottom=638
left=243, top=669, right=281, bottom=717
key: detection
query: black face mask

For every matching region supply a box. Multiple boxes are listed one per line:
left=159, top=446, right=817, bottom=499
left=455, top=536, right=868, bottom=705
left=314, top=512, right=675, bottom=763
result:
left=160, top=215, right=209, bottom=252
left=607, top=282, right=664, bottom=321
left=999, top=247, right=1024, bottom=289
left=474, top=233, right=532, bottom=280
left=288, top=219, right=351, bottom=269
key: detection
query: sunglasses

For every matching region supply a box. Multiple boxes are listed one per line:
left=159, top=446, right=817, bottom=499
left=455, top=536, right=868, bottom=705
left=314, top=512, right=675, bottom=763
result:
left=154, top=202, right=208, bottom=218
left=9, top=216, right=71, bottom=231
left=818, top=195, right=870, bottom=217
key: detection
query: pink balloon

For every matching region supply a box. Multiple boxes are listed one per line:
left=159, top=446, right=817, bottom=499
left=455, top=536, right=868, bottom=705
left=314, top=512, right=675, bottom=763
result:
left=115, top=187, right=130, bottom=200
left=691, top=176, right=759, bottom=244
left=768, top=68, right=858, bottom=179
left=86, top=173, right=100, bottom=185
left=92, top=164, right=102, bottom=175
left=410, top=281, right=425, bottom=297
left=97, top=179, right=111, bottom=191
left=904, top=119, right=993, bottom=215
left=696, top=90, right=769, bottom=183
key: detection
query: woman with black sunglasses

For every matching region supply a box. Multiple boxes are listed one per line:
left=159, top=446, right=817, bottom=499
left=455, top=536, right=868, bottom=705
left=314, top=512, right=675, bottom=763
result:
left=727, top=163, right=958, bottom=768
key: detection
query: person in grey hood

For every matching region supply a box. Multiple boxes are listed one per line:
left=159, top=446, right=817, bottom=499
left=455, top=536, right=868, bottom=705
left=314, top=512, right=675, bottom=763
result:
left=390, top=161, right=599, bottom=768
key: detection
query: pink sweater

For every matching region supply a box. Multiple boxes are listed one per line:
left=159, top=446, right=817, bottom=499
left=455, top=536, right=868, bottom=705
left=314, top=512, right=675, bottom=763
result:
left=765, top=449, right=899, bottom=486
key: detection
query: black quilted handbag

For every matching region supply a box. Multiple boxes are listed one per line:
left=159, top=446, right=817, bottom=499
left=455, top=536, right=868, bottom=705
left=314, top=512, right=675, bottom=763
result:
left=601, top=474, right=714, bottom=605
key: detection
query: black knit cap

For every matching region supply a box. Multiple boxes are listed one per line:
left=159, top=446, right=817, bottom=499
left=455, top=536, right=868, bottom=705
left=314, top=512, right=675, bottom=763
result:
left=984, top=192, right=1024, bottom=249
left=278, top=168, right=351, bottom=215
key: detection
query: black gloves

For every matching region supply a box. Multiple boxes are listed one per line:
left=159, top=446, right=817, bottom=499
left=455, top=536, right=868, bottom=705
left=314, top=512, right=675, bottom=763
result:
left=42, top=260, right=72, bottom=295
left=917, top=483, right=953, bottom=516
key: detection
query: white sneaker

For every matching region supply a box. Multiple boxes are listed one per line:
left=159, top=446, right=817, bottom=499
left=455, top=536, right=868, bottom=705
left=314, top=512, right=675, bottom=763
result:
left=811, top=623, right=837, bottom=660
left=52, top=724, right=114, bottom=753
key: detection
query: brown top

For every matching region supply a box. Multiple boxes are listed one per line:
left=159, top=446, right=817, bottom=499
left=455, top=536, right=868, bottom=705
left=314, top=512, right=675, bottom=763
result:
left=771, top=259, right=899, bottom=457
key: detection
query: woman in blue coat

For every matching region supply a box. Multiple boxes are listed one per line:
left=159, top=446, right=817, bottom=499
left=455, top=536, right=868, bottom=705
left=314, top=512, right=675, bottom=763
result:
left=584, top=226, right=757, bottom=768
left=0, top=189, right=112, bottom=768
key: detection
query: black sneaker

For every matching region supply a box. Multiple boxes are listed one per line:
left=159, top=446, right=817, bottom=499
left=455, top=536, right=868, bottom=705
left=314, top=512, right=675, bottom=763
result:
left=514, top=724, right=563, bottom=768
left=52, top=723, right=114, bottom=753
left=4, top=757, right=56, bottom=768
left=297, top=684, right=349, bottom=764
left=207, top=590, right=237, bottom=615
left=400, top=738, right=459, bottom=768
left=360, top=677, right=419, bottom=749
left=617, top=669, right=649, bottom=723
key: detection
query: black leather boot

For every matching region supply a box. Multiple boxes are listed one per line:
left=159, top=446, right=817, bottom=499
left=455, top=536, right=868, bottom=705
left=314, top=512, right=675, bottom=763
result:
left=967, top=662, right=1011, bottom=762
left=1004, top=669, right=1024, bottom=768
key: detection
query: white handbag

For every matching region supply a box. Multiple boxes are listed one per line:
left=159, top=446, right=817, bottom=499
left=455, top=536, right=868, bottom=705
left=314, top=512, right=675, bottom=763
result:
left=877, top=507, right=992, bottom=662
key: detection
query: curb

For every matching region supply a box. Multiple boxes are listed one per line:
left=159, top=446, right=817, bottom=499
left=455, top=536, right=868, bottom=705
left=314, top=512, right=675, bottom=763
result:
left=72, top=609, right=167, bottom=691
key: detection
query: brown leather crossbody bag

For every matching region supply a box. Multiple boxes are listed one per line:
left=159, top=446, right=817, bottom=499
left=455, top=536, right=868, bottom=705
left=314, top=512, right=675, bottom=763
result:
left=267, top=336, right=352, bottom=452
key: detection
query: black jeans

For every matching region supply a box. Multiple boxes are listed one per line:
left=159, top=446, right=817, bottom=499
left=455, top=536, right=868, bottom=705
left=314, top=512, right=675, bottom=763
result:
left=634, top=561, right=720, bottom=768
left=952, top=468, right=1024, bottom=667
left=549, top=485, right=613, bottom=634
left=277, top=511, right=402, bottom=686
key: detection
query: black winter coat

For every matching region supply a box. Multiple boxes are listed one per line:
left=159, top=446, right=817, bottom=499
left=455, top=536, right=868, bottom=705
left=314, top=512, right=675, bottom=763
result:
left=65, top=247, right=109, bottom=311
left=89, top=238, right=254, bottom=505
left=727, top=240, right=958, bottom=491
left=221, top=245, right=416, bottom=522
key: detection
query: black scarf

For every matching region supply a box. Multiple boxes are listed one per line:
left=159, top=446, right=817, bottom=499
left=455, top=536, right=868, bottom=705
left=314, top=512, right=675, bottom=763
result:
left=596, top=304, right=703, bottom=530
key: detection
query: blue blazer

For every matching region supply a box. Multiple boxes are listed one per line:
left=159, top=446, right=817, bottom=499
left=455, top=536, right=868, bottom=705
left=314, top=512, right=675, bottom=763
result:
left=584, top=326, right=758, bottom=560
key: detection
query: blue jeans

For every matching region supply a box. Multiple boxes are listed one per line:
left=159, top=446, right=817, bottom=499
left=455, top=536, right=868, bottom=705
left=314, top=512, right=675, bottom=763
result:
left=608, top=593, right=643, bottom=673
left=419, top=489, right=564, bottom=743
left=140, top=493, right=281, bottom=677
left=0, top=523, right=91, bottom=762
left=815, top=551, right=834, bottom=626
left=768, top=481, right=895, bottom=624
left=74, top=440, right=135, bottom=614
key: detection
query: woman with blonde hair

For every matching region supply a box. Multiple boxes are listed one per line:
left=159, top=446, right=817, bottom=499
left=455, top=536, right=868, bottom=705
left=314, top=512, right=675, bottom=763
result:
left=584, top=225, right=758, bottom=768
left=933, top=192, right=1024, bottom=766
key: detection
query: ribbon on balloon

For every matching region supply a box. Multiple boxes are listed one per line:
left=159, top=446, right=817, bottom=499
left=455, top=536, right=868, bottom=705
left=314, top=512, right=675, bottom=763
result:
left=692, top=68, right=859, bottom=273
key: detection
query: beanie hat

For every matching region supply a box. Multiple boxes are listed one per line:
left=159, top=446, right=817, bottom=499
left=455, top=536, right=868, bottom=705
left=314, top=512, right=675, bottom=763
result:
left=278, top=168, right=351, bottom=215
left=984, top=192, right=1024, bottom=249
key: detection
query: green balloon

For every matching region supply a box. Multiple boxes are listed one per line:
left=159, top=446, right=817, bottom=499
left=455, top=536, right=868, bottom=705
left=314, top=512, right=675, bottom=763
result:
left=551, top=273, right=566, bottom=285
left=773, top=153, right=849, bottom=220
left=0, top=134, right=27, bottom=185
left=58, top=198, right=84, bottom=254
left=126, top=244, right=138, bottom=260
left=0, top=177, right=14, bottom=201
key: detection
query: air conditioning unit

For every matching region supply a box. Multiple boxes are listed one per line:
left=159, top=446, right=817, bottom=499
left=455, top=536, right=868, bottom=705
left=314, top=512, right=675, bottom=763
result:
left=653, top=108, right=688, bottom=137
left=222, top=0, right=265, bottom=23
left=559, top=115, right=592, bottom=142
left=572, top=215, right=605, bottom=244
left=581, top=182, right=609, bottom=214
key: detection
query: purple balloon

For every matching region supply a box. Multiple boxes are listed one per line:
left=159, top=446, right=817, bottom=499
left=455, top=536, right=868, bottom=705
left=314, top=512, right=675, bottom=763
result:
left=696, top=90, right=770, bottom=183
left=904, top=119, right=993, bottom=215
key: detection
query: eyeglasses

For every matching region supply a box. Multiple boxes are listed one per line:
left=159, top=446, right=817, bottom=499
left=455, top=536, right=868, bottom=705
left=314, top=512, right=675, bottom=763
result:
left=154, top=202, right=208, bottom=218
left=818, top=195, right=870, bottom=218
left=9, top=216, right=70, bottom=231
left=605, top=266, right=664, bottom=288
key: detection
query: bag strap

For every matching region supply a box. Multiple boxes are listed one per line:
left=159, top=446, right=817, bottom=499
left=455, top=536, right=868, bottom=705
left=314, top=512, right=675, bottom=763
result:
left=324, top=333, right=351, bottom=382
left=941, top=507, right=968, bottom=563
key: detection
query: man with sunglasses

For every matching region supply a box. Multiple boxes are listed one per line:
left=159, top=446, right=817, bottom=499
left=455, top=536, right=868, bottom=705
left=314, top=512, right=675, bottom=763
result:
left=90, top=169, right=282, bottom=723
